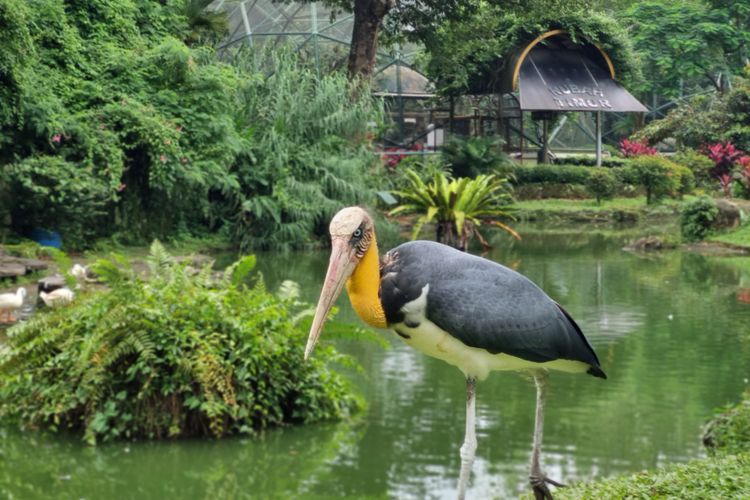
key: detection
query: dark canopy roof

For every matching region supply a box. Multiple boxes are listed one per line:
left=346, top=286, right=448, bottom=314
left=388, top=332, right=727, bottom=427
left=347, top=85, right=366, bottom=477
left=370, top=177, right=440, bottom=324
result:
left=503, top=30, right=647, bottom=113
left=470, top=29, right=648, bottom=112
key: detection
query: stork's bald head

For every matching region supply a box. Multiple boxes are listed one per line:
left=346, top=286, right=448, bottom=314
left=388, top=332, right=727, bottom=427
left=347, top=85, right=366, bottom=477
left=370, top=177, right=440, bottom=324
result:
left=305, top=207, right=375, bottom=359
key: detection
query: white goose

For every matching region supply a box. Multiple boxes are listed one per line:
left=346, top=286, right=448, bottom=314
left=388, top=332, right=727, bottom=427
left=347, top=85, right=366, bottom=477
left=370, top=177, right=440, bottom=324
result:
left=39, top=288, right=75, bottom=307
left=0, top=288, right=27, bottom=323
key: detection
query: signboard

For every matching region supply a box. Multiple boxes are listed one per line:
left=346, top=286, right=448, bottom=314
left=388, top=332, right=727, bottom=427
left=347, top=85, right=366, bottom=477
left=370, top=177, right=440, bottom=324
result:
left=518, top=48, right=647, bottom=113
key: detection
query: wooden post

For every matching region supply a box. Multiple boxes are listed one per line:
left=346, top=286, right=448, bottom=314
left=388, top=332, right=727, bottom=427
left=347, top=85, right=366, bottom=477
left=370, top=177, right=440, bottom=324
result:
left=595, top=111, right=602, bottom=167
left=541, top=118, right=549, bottom=164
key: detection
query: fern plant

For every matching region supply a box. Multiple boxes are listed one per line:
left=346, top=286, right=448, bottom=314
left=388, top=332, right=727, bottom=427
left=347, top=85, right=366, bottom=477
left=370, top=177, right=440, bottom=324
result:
left=0, top=242, right=361, bottom=444
left=390, top=169, right=519, bottom=250
left=225, top=51, right=385, bottom=251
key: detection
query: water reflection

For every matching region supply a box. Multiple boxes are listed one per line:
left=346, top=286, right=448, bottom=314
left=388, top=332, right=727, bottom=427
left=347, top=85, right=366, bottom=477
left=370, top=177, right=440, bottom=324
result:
left=2, top=230, right=750, bottom=499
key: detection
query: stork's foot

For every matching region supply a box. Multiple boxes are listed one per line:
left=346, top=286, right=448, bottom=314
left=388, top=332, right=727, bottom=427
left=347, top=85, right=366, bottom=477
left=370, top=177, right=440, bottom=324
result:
left=529, top=474, right=565, bottom=500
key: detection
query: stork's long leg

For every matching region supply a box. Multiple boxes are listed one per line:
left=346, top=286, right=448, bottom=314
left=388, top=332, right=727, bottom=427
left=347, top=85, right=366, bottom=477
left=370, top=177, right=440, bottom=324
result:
left=529, top=370, right=564, bottom=500
left=457, top=376, right=477, bottom=500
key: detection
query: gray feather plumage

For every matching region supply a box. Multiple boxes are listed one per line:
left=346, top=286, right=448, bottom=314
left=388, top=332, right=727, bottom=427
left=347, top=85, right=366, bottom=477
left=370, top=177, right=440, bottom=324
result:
left=380, top=241, right=602, bottom=369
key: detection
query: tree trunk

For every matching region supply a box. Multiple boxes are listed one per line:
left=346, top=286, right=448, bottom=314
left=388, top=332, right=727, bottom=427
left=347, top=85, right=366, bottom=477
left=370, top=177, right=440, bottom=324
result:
left=347, top=0, right=394, bottom=80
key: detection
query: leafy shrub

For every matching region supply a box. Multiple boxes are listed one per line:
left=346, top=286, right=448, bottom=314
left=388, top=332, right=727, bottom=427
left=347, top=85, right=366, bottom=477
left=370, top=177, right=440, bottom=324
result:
left=509, top=164, right=592, bottom=185
left=612, top=164, right=640, bottom=186
left=680, top=196, right=718, bottom=242
left=0, top=243, right=361, bottom=444
left=441, top=136, right=510, bottom=178
left=629, top=155, right=681, bottom=204
left=673, top=149, right=715, bottom=186
left=585, top=168, right=618, bottom=204
left=673, top=164, right=696, bottom=198
left=6, top=156, right=113, bottom=248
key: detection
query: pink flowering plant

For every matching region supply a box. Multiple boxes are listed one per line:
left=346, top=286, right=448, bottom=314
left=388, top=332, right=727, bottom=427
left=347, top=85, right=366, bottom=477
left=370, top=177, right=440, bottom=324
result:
left=619, top=138, right=657, bottom=157
left=704, top=142, right=749, bottom=197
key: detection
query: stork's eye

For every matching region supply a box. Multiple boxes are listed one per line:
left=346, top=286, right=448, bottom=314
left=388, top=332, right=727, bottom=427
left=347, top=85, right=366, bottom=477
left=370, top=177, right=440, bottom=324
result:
left=353, top=228, right=362, bottom=238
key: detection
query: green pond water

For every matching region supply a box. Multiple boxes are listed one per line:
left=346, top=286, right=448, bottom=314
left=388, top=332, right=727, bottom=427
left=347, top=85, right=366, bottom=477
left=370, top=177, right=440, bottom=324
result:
left=2, top=230, right=750, bottom=499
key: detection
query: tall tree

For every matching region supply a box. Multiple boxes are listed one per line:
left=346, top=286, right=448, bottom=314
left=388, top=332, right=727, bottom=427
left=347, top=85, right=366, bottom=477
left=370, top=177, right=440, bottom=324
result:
left=318, top=0, right=468, bottom=79
left=347, top=0, right=394, bottom=79
left=620, top=0, right=747, bottom=98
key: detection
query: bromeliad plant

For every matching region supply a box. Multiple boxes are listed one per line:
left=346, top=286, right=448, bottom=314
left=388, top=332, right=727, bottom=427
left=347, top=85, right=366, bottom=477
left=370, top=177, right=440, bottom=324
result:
left=0, top=242, right=361, bottom=444
left=390, top=169, right=519, bottom=251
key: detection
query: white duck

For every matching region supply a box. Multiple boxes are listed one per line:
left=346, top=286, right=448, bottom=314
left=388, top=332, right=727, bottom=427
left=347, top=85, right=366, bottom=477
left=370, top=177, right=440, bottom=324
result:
left=71, top=264, right=99, bottom=286
left=0, top=288, right=27, bottom=323
left=40, top=288, right=75, bottom=307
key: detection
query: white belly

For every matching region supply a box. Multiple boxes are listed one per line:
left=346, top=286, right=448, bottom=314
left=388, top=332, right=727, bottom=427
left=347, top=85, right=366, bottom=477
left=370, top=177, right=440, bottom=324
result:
left=395, top=284, right=589, bottom=380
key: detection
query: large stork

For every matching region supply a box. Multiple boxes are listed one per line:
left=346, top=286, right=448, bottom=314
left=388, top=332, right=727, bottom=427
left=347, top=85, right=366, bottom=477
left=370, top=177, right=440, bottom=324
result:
left=305, top=207, right=606, bottom=500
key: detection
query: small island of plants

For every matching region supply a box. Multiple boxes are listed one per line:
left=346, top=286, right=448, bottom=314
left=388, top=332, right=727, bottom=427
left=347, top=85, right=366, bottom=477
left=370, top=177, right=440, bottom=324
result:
left=0, top=243, right=361, bottom=445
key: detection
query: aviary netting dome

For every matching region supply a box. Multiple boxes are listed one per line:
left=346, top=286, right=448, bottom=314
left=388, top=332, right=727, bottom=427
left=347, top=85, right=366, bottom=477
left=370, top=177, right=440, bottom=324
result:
left=211, top=0, right=431, bottom=97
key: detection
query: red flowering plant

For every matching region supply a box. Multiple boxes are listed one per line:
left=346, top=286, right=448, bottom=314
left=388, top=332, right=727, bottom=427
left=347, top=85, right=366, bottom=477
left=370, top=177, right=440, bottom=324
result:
left=382, top=143, right=424, bottom=170
left=704, top=142, right=748, bottom=197
left=619, top=138, right=657, bottom=157
left=706, top=141, right=743, bottom=178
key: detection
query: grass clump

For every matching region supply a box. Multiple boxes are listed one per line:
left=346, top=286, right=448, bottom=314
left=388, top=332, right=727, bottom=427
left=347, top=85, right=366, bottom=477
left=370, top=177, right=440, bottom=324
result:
left=555, top=454, right=750, bottom=499
left=552, top=393, right=750, bottom=499
left=704, top=392, right=750, bottom=455
left=709, top=221, right=750, bottom=248
left=0, top=242, right=361, bottom=444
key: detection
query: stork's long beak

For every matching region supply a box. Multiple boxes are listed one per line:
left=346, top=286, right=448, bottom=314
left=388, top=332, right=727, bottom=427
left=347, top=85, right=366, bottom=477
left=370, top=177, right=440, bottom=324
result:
left=305, top=237, right=358, bottom=359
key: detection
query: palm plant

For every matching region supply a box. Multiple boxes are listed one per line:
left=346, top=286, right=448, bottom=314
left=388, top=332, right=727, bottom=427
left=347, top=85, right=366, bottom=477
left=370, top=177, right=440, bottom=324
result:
left=390, top=169, right=519, bottom=251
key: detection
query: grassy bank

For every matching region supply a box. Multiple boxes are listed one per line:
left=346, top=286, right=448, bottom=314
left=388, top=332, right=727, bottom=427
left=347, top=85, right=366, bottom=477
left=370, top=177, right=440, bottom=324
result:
left=708, top=222, right=750, bottom=248
left=555, top=453, right=750, bottom=499
left=547, top=392, right=750, bottom=499
left=510, top=196, right=689, bottom=223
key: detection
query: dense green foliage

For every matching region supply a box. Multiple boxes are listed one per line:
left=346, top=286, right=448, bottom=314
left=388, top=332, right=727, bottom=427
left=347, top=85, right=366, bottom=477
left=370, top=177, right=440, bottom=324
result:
left=680, top=196, right=719, bottom=242
left=637, top=73, right=750, bottom=152
left=225, top=54, right=382, bottom=251
left=552, top=155, right=627, bottom=168
left=511, top=164, right=594, bottom=185
left=390, top=169, right=517, bottom=249
left=620, top=1, right=748, bottom=98
left=0, top=243, right=361, bottom=444
left=585, top=168, right=618, bottom=204
left=0, top=0, right=382, bottom=250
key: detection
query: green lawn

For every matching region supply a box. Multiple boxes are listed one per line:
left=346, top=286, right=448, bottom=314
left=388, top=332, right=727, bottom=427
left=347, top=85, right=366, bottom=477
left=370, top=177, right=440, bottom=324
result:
left=708, top=222, right=750, bottom=248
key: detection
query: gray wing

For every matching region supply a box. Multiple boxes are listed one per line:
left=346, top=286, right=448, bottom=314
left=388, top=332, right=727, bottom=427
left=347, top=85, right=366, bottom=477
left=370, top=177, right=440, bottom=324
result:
left=381, top=241, right=602, bottom=369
